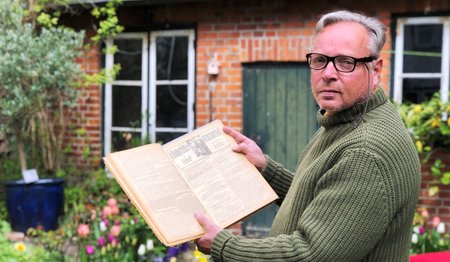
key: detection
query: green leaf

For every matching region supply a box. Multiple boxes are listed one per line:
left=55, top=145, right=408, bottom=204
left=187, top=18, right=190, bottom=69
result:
left=431, top=166, right=441, bottom=176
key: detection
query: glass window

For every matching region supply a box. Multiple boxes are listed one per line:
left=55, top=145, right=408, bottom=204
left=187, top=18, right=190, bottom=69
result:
left=155, top=132, right=185, bottom=144
left=403, top=24, right=442, bottom=74
left=156, top=85, right=187, bottom=128
left=403, top=78, right=440, bottom=103
left=156, top=36, right=188, bottom=80
left=114, top=39, right=142, bottom=80
left=393, top=17, right=449, bottom=105
left=103, top=30, right=195, bottom=155
left=111, top=131, right=141, bottom=151
left=112, top=85, right=141, bottom=127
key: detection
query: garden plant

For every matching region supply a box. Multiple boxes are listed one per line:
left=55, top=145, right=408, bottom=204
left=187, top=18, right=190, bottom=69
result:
left=398, top=93, right=450, bottom=254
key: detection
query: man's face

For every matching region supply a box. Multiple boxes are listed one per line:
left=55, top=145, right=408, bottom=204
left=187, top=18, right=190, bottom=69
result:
left=310, top=21, right=382, bottom=115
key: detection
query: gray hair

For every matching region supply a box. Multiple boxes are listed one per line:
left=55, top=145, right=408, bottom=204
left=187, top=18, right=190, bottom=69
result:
left=314, top=10, right=386, bottom=58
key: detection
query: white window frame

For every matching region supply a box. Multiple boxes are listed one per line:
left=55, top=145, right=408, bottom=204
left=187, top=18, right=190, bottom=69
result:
left=104, top=33, right=148, bottom=156
left=393, top=16, right=450, bottom=105
left=103, top=30, right=195, bottom=155
left=149, top=30, right=196, bottom=143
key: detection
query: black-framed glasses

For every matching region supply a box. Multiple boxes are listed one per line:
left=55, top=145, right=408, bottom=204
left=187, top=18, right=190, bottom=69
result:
left=306, top=53, right=376, bottom=73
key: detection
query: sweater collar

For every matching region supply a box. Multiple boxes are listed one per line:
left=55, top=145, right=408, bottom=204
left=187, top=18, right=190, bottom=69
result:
left=317, top=88, right=388, bottom=128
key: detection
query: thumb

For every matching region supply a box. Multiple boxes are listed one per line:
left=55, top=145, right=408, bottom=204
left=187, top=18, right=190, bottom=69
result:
left=194, top=212, right=212, bottom=229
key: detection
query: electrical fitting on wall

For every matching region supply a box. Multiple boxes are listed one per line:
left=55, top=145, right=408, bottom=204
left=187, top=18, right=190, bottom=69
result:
left=207, top=52, right=220, bottom=76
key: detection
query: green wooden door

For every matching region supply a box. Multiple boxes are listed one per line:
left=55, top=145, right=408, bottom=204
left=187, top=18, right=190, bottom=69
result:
left=242, top=62, right=317, bottom=237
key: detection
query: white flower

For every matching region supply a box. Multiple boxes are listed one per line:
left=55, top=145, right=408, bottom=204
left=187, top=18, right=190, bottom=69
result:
left=412, top=233, right=418, bottom=244
left=146, top=239, right=154, bottom=251
left=99, top=221, right=107, bottom=232
left=413, top=226, right=420, bottom=234
left=137, top=243, right=146, bottom=256
left=437, top=222, right=446, bottom=234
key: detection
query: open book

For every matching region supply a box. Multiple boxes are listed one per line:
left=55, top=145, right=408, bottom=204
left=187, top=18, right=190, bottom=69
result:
left=103, top=120, right=278, bottom=246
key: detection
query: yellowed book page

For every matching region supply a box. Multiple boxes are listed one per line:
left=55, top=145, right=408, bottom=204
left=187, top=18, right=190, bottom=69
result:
left=103, top=144, right=207, bottom=246
left=163, top=120, right=278, bottom=228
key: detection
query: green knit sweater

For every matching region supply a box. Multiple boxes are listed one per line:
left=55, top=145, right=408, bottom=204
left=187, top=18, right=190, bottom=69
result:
left=211, top=89, right=421, bottom=261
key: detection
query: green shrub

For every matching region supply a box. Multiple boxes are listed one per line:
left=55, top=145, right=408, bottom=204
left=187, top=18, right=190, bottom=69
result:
left=399, top=92, right=450, bottom=196
left=398, top=93, right=450, bottom=254
left=0, top=220, right=62, bottom=261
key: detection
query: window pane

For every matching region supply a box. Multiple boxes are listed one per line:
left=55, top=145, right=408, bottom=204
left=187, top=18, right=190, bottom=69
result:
left=402, top=78, right=440, bottom=103
left=112, top=85, right=141, bottom=127
left=115, top=39, right=142, bottom=80
left=112, top=131, right=142, bottom=151
left=156, top=36, right=188, bottom=80
left=156, top=85, right=187, bottom=128
left=403, top=24, right=442, bottom=73
left=155, top=132, right=185, bottom=144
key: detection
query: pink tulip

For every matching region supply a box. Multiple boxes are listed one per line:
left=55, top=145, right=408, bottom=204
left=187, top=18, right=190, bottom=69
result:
left=111, top=205, right=120, bottom=215
left=108, top=198, right=117, bottom=207
left=98, top=236, right=106, bottom=247
left=86, top=245, right=95, bottom=255
left=90, top=210, right=97, bottom=220
left=421, top=208, right=429, bottom=218
left=77, top=224, right=90, bottom=239
left=108, top=234, right=116, bottom=243
left=111, top=237, right=119, bottom=247
left=102, top=206, right=112, bottom=217
left=432, top=216, right=441, bottom=228
left=419, top=226, right=425, bottom=235
left=111, top=224, right=121, bottom=237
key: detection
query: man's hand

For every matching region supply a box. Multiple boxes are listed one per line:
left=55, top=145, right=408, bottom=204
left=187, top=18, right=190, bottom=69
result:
left=223, top=126, right=267, bottom=171
left=194, top=213, right=223, bottom=254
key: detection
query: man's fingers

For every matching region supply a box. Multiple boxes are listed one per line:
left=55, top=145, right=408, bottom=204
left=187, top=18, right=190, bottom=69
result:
left=223, top=126, right=247, bottom=143
left=194, top=212, right=211, bottom=229
left=194, top=212, right=223, bottom=255
left=195, top=212, right=222, bottom=233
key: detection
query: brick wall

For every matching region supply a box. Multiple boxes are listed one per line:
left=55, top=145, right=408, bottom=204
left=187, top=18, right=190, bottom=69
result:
left=66, top=47, right=103, bottom=171
left=69, top=0, right=450, bottom=228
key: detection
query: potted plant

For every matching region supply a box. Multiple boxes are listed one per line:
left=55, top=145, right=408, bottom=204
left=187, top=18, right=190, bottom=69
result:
left=0, top=0, right=85, bottom=232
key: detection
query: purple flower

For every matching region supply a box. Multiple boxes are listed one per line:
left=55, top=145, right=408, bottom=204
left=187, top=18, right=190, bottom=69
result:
left=108, top=234, right=116, bottom=243
left=153, top=256, right=164, bottom=262
left=86, top=245, right=95, bottom=255
left=419, top=226, right=425, bottom=235
left=103, top=219, right=110, bottom=227
left=179, top=242, right=189, bottom=252
left=167, top=246, right=179, bottom=257
left=98, top=236, right=106, bottom=247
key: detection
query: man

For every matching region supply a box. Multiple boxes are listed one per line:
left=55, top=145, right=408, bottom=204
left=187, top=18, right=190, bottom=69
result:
left=195, top=10, right=421, bottom=261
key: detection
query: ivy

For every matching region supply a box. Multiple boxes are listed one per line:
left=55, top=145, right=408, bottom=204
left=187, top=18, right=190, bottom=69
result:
left=90, top=0, right=124, bottom=44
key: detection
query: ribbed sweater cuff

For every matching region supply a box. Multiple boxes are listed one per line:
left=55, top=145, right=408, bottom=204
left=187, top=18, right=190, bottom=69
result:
left=211, top=229, right=234, bottom=261
left=261, top=154, right=278, bottom=182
